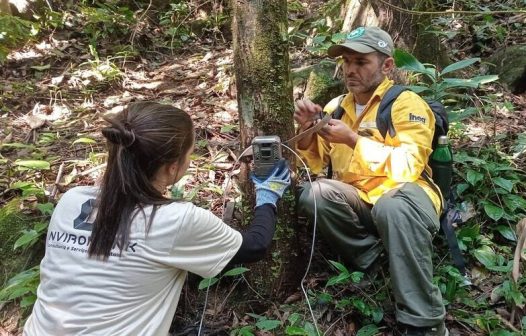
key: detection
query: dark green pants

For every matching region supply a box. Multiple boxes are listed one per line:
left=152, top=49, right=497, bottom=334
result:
left=298, top=179, right=445, bottom=327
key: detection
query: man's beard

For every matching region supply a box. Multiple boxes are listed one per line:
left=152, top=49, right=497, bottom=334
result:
left=346, top=71, right=385, bottom=95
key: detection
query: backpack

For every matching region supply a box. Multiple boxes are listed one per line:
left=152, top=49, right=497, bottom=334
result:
left=330, top=86, right=468, bottom=277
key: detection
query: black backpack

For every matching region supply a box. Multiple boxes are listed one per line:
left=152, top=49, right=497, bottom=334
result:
left=330, top=86, right=468, bottom=277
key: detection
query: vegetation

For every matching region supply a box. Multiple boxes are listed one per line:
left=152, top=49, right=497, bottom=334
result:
left=1, top=0, right=525, bottom=335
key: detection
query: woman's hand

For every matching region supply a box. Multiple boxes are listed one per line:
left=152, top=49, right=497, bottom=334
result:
left=251, top=159, right=291, bottom=207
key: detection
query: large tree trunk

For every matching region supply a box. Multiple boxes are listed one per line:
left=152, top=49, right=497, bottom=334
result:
left=341, top=0, right=449, bottom=68
left=231, top=0, right=304, bottom=299
left=370, top=0, right=450, bottom=68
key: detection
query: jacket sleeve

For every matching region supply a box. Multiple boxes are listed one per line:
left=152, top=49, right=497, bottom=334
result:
left=349, top=91, right=435, bottom=182
left=295, top=97, right=342, bottom=173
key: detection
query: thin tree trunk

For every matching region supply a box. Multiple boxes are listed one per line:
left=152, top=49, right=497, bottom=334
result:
left=232, top=0, right=304, bottom=299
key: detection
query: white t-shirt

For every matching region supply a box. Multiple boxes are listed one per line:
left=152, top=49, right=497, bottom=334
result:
left=355, top=103, right=366, bottom=118
left=24, top=186, right=242, bottom=336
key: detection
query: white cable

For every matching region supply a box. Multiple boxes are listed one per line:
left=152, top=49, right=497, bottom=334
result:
left=198, top=143, right=320, bottom=336
left=280, top=143, right=320, bottom=335
left=197, top=145, right=254, bottom=336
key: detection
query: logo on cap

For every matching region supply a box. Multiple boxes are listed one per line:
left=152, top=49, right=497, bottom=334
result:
left=378, top=40, right=387, bottom=48
left=347, top=27, right=365, bottom=40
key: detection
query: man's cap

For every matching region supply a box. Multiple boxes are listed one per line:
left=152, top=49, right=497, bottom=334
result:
left=327, top=26, right=394, bottom=57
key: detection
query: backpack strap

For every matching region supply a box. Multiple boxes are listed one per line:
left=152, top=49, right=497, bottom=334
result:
left=330, top=94, right=347, bottom=120
left=327, top=94, right=347, bottom=179
left=441, top=204, right=468, bottom=277
left=376, top=85, right=407, bottom=139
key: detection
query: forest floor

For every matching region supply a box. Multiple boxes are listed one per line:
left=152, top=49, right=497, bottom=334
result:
left=1, top=3, right=526, bottom=336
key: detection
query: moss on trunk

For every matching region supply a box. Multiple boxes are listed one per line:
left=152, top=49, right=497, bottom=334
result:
left=231, top=0, right=306, bottom=300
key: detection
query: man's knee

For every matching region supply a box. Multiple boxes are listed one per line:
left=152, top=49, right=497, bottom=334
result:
left=372, top=192, right=408, bottom=232
left=297, top=181, right=321, bottom=217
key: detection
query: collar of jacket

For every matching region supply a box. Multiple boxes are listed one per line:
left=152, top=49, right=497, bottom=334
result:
left=340, top=77, right=394, bottom=115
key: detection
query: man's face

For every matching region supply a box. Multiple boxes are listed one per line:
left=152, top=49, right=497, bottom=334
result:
left=341, top=51, right=390, bottom=96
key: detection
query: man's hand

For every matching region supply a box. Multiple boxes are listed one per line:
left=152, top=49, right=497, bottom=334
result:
left=294, top=99, right=323, bottom=130
left=318, top=119, right=360, bottom=148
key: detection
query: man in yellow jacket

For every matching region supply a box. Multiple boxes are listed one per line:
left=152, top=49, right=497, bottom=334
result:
left=295, top=26, right=448, bottom=336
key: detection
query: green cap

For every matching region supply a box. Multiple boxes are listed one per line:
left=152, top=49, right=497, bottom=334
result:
left=327, top=26, right=394, bottom=57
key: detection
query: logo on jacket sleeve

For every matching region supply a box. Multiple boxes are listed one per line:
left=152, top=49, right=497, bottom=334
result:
left=409, top=113, right=426, bottom=124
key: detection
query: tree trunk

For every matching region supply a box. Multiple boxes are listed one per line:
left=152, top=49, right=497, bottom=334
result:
left=369, top=0, right=450, bottom=68
left=231, top=0, right=304, bottom=299
left=0, top=0, right=11, bottom=14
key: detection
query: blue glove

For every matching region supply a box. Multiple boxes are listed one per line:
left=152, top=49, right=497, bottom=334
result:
left=251, top=159, right=291, bottom=207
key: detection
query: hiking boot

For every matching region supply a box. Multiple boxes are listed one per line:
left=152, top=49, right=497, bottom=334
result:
left=402, top=321, right=449, bottom=336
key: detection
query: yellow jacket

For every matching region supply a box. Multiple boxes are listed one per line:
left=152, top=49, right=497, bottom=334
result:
left=297, top=78, right=442, bottom=214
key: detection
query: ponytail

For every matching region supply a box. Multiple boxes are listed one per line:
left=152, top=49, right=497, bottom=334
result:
left=88, top=102, right=194, bottom=259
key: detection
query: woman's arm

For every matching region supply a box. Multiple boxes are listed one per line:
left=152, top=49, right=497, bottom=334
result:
left=229, top=204, right=277, bottom=264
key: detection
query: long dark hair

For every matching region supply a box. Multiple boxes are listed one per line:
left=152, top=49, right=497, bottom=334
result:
left=88, top=102, right=194, bottom=259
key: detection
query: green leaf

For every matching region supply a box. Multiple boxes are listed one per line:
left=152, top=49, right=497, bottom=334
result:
left=327, top=272, right=351, bottom=286
left=220, top=124, right=237, bottom=134
left=328, top=260, right=348, bottom=273
left=34, top=222, right=48, bottom=233
left=393, top=49, right=426, bottom=72
left=0, top=142, right=35, bottom=149
left=466, top=170, right=484, bottom=186
left=237, top=326, right=255, bottom=336
left=350, top=271, right=365, bottom=283
left=72, top=137, right=96, bottom=145
left=472, top=245, right=496, bottom=268
left=503, top=194, right=526, bottom=211
left=31, top=64, right=51, bottom=71
left=331, top=32, right=346, bottom=43
left=7, top=286, right=32, bottom=300
left=312, top=34, right=327, bottom=45
left=440, top=58, right=480, bottom=76
left=198, top=277, right=218, bottom=290
left=256, top=319, right=281, bottom=331
left=14, top=159, right=50, bottom=170
left=303, top=322, right=317, bottom=336
left=20, top=294, right=37, bottom=307
left=471, top=75, right=499, bottom=85
left=492, top=177, right=514, bottom=192
left=483, top=203, right=504, bottom=221
left=223, top=267, right=249, bottom=277
left=356, top=324, right=379, bottom=336
left=316, top=292, right=332, bottom=304
left=496, top=225, right=516, bottom=241
left=440, top=78, right=480, bottom=89
left=448, top=107, right=477, bottom=123
left=36, top=202, right=54, bottom=216
left=372, top=307, right=383, bottom=323
left=404, top=85, right=432, bottom=94
left=456, top=183, right=470, bottom=196
left=14, top=229, right=39, bottom=249
left=457, top=225, right=480, bottom=241
left=285, top=326, right=307, bottom=335
left=287, top=312, right=301, bottom=326
left=490, top=330, right=514, bottom=336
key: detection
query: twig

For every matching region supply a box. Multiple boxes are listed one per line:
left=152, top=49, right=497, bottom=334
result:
left=50, top=162, right=65, bottom=200
left=496, top=312, right=521, bottom=332
left=130, top=0, right=154, bottom=52
left=77, top=163, right=107, bottom=177
left=323, top=311, right=352, bottom=336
